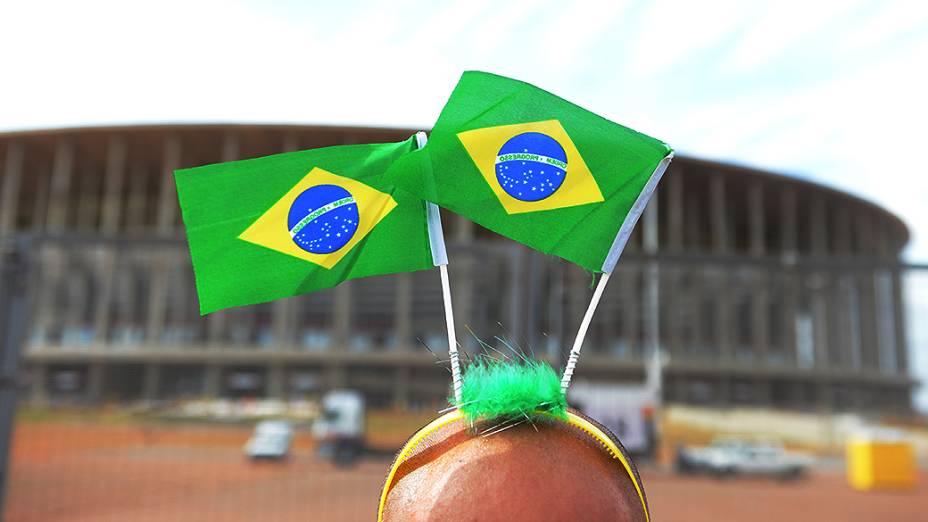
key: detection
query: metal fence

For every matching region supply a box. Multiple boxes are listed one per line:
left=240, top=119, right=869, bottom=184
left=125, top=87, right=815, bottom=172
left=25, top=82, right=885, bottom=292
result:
left=2, top=234, right=927, bottom=520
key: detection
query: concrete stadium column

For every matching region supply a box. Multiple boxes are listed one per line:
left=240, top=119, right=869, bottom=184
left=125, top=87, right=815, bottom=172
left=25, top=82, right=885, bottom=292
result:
left=709, top=175, right=732, bottom=363
left=875, top=221, right=892, bottom=260
left=507, top=247, right=526, bottom=345
left=748, top=182, right=768, bottom=363
left=685, top=274, right=703, bottom=362
left=86, top=362, right=104, bottom=404
left=834, top=204, right=851, bottom=257
left=789, top=379, right=806, bottom=410
left=620, top=268, right=640, bottom=357
left=891, top=270, right=908, bottom=377
left=811, top=274, right=830, bottom=369
left=714, top=270, right=732, bottom=363
left=76, top=164, right=103, bottom=231
left=92, top=136, right=128, bottom=344
left=327, top=282, right=351, bottom=389
left=811, top=196, right=828, bottom=257
left=816, top=380, right=833, bottom=412
left=685, top=191, right=703, bottom=249
left=856, top=211, right=875, bottom=256
left=33, top=141, right=74, bottom=344
left=0, top=142, right=24, bottom=305
left=663, top=267, right=681, bottom=360
left=453, top=215, right=475, bottom=344
left=667, top=168, right=684, bottom=251
left=780, top=188, right=797, bottom=256
left=46, top=140, right=74, bottom=231
left=29, top=364, right=47, bottom=406
left=394, top=273, right=412, bottom=351
left=271, top=298, right=297, bottom=350
left=146, top=135, right=182, bottom=344
left=856, top=211, right=880, bottom=372
left=63, top=274, right=90, bottom=343
left=29, top=161, right=50, bottom=232
left=99, top=137, right=128, bottom=234
left=874, top=269, right=899, bottom=373
left=546, top=261, right=566, bottom=358
left=662, top=174, right=684, bottom=355
left=643, top=194, right=660, bottom=365
left=267, top=364, right=285, bottom=399
left=780, top=187, right=800, bottom=368
left=782, top=274, right=799, bottom=368
left=831, top=276, right=851, bottom=369
left=709, top=174, right=728, bottom=253
left=748, top=181, right=765, bottom=257
left=271, top=136, right=301, bottom=350
left=333, top=282, right=351, bottom=348
left=125, top=164, right=149, bottom=231
left=394, top=366, right=410, bottom=409
left=204, top=364, right=221, bottom=398
left=142, top=364, right=161, bottom=402
left=207, top=133, right=240, bottom=347
left=156, top=135, right=183, bottom=231
left=716, top=377, right=731, bottom=407
left=523, top=251, right=542, bottom=351
left=754, top=379, right=772, bottom=406
left=752, top=272, right=769, bottom=364
left=0, top=141, right=24, bottom=234
left=857, top=271, right=879, bottom=370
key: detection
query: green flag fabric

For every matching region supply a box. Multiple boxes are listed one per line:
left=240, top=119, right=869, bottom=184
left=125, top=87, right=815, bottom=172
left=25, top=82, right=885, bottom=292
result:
left=175, top=137, right=434, bottom=315
left=385, top=71, right=672, bottom=274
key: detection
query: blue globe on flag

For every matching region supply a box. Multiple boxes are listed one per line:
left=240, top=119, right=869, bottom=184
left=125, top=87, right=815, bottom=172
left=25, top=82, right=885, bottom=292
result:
left=287, top=184, right=360, bottom=254
left=495, top=132, right=568, bottom=202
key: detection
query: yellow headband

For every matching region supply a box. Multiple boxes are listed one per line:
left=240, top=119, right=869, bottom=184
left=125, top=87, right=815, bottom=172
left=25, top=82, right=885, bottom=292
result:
left=377, top=410, right=649, bottom=522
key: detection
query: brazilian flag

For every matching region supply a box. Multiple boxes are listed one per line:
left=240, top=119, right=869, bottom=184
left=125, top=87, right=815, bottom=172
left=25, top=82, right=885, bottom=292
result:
left=175, top=137, right=434, bottom=315
left=386, top=71, right=673, bottom=273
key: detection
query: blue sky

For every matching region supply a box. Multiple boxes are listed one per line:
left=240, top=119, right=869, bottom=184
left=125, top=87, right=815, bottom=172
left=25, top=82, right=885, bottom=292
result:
left=3, top=0, right=928, bottom=408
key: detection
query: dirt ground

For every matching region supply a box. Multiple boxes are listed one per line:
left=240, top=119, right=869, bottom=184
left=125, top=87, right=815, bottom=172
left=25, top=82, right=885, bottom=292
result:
left=5, top=421, right=927, bottom=522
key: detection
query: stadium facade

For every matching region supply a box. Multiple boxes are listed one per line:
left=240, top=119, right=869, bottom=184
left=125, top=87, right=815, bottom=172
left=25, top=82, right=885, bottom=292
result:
left=0, top=125, right=915, bottom=412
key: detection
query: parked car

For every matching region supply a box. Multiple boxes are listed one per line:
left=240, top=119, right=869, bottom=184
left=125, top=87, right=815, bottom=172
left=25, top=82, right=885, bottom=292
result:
left=244, top=420, right=294, bottom=460
left=676, top=438, right=812, bottom=480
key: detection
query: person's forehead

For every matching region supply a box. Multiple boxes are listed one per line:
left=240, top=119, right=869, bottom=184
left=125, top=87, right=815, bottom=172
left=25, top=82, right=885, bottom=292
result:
left=383, top=421, right=639, bottom=521
left=381, top=411, right=648, bottom=521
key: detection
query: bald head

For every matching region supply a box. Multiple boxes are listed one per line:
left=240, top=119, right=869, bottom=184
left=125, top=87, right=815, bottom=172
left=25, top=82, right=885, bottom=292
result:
left=382, top=418, right=647, bottom=522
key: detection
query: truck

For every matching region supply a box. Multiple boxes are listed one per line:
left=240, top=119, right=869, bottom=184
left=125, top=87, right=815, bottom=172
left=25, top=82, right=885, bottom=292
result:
left=676, top=438, right=812, bottom=480
left=567, top=382, right=658, bottom=457
left=311, top=390, right=366, bottom=465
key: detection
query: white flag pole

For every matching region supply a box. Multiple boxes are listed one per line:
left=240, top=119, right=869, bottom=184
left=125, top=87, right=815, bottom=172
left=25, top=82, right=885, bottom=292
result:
left=415, top=132, right=463, bottom=404
left=560, top=153, right=674, bottom=393
left=559, top=272, right=611, bottom=393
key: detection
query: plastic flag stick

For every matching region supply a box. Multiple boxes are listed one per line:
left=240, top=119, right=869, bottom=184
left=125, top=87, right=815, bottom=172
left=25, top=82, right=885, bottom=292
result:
left=416, top=132, right=463, bottom=404
left=560, top=272, right=611, bottom=392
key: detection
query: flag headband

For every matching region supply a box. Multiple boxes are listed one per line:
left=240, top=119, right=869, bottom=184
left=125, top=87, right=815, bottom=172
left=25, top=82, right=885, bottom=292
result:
left=377, top=409, right=649, bottom=522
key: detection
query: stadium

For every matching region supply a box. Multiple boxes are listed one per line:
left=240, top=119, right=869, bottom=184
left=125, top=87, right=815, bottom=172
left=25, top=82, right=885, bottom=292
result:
left=0, top=124, right=915, bottom=413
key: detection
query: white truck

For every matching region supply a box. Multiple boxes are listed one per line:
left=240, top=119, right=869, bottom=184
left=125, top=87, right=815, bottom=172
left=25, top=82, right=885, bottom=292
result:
left=311, top=390, right=366, bottom=465
left=567, top=382, right=658, bottom=456
left=677, top=438, right=812, bottom=480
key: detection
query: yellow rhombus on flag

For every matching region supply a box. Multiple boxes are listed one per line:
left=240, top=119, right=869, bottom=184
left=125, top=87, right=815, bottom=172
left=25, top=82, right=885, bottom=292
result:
left=456, top=119, right=604, bottom=214
left=239, top=167, right=398, bottom=269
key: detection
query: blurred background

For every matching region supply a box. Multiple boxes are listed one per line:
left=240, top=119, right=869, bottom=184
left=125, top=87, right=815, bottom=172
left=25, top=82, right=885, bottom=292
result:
left=1, top=1, right=927, bottom=521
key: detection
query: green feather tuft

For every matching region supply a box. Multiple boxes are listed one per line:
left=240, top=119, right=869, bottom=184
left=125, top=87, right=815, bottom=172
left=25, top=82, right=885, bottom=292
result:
left=451, top=358, right=567, bottom=423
